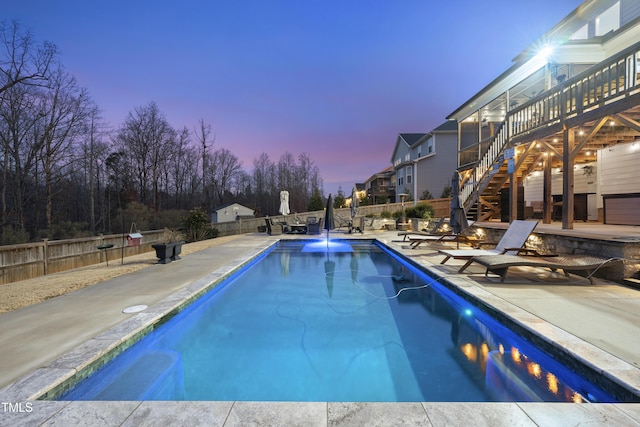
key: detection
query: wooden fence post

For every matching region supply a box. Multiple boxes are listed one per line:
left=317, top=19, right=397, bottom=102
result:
left=43, top=238, right=49, bottom=276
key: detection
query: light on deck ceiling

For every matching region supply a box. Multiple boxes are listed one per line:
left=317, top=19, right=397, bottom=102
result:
left=610, top=120, right=616, bottom=126
left=535, top=44, right=554, bottom=62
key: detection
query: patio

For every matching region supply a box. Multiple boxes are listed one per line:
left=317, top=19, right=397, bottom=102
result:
left=1, top=227, right=640, bottom=425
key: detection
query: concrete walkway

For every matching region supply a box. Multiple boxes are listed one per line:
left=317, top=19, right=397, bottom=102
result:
left=1, top=231, right=640, bottom=426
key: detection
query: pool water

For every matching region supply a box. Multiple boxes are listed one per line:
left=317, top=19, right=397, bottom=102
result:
left=60, top=240, right=617, bottom=402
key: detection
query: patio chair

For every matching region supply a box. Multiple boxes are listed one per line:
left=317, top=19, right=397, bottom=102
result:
left=409, top=221, right=477, bottom=249
left=460, top=254, right=622, bottom=285
left=264, top=218, right=286, bottom=236
left=306, top=216, right=322, bottom=235
left=438, top=220, right=540, bottom=271
left=349, top=216, right=365, bottom=234
left=398, top=217, right=446, bottom=241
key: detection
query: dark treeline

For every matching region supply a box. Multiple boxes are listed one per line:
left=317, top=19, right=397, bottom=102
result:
left=0, top=21, right=324, bottom=244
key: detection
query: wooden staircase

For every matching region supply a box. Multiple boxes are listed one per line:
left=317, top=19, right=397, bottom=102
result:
left=459, top=124, right=509, bottom=221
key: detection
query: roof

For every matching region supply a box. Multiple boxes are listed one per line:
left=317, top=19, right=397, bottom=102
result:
left=432, top=120, right=458, bottom=132
left=391, top=133, right=427, bottom=162
left=213, top=202, right=254, bottom=213
left=399, top=133, right=426, bottom=146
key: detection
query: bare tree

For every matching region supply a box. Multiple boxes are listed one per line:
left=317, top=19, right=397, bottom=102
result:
left=209, top=147, right=242, bottom=206
left=79, top=105, right=109, bottom=233
left=0, top=20, right=57, bottom=94
left=252, top=152, right=276, bottom=215
left=35, top=67, right=91, bottom=228
left=116, top=102, right=173, bottom=211
left=0, top=82, right=42, bottom=232
left=194, top=118, right=214, bottom=209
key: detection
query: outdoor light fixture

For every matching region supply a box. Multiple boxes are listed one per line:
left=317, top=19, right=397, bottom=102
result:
left=535, top=44, right=554, bottom=62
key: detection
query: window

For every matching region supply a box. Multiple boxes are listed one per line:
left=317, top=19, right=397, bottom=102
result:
left=397, top=168, right=404, bottom=186
left=406, top=166, right=412, bottom=185
left=596, top=2, right=620, bottom=36
left=570, top=24, right=588, bottom=40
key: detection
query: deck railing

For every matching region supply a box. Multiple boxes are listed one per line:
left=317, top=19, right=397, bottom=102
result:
left=460, top=41, right=640, bottom=212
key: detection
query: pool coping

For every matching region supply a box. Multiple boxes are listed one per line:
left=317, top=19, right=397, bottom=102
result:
left=1, top=235, right=640, bottom=425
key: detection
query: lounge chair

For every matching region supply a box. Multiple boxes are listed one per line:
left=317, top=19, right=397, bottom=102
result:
left=461, top=254, right=621, bottom=285
left=306, top=216, right=322, bottom=235
left=398, top=218, right=446, bottom=241
left=409, top=221, right=477, bottom=249
left=438, top=220, right=540, bottom=271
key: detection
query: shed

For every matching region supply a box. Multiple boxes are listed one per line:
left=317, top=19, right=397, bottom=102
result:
left=212, top=203, right=255, bottom=224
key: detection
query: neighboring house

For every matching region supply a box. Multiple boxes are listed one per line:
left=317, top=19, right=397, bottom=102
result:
left=364, top=166, right=395, bottom=204
left=447, top=0, right=640, bottom=227
left=390, top=133, right=424, bottom=202
left=390, top=124, right=458, bottom=204
left=212, top=203, right=255, bottom=223
left=410, top=121, right=458, bottom=201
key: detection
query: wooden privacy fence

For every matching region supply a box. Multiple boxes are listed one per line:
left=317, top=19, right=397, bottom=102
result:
left=0, top=199, right=451, bottom=285
left=0, top=230, right=166, bottom=285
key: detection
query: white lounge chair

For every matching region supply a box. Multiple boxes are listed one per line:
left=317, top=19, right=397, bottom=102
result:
left=409, top=221, right=477, bottom=249
left=398, top=217, right=446, bottom=241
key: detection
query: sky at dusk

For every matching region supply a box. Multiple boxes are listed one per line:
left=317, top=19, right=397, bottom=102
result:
left=4, top=0, right=583, bottom=196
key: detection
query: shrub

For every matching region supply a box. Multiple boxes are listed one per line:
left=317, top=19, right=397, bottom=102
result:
left=181, top=208, right=218, bottom=243
left=404, top=203, right=435, bottom=219
left=37, top=221, right=91, bottom=240
left=0, top=226, right=31, bottom=245
left=380, top=210, right=392, bottom=219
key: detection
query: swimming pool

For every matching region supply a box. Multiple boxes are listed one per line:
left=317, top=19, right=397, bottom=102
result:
left=59, top=239, right=617, bottom=402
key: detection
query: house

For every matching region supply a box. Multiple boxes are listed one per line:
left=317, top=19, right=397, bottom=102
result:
left=447, top=0, right=640, bottom=227
left=346, top=183, right=366, bottom=207
left=212, top=203, right=255, bottom=224
left=390, top=123, right=458, bottom=204
left=364, top=166, right=395, bottom=204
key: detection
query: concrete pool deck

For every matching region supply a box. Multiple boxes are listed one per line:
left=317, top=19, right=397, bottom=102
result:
left=1, top=230, right=640, bottom=425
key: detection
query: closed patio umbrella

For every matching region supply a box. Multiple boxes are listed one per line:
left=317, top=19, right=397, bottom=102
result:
left=350, top=187, right=359, bottom=219
left=324, top=194, right=334, bottom=247
left=450, top=171, right=469, bottom=248
left=279, top=190, right=290, bottom=217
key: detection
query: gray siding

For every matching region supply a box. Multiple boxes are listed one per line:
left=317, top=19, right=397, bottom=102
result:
left=622, top=0, right=640, bottom=26
left=414, top=133, right=458, bottom=200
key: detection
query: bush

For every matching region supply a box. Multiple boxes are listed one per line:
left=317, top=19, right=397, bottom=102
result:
left=181, top=208, right=218, bottom=243
left=441, top=184, right=452, bottom=198
left=404, top=203, right=434, bottom=219
left=380, top=210, right=392, bottom=219
left=37, top=221, right=91, bottom=240
left=0, top=226, right=31, bottom=245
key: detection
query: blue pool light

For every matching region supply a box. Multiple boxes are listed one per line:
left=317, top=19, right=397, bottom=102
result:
left=301, top=239, right=353, bottom=253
